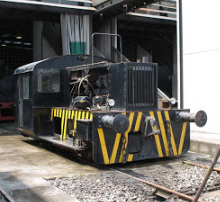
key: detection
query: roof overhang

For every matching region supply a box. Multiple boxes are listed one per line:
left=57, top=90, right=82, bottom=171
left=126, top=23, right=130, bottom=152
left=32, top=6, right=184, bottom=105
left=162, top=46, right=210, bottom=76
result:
left=93, top=0, right=176, bottom=27
left=0, top=0, right=96, bottom=15
left=117, top=12, right=176, bottom=26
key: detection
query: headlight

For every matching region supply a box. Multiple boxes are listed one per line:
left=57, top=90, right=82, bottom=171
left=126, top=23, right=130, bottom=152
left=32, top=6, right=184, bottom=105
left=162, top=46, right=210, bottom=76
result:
left=170, top=97, right=177, bottom=105
left=108, top=99, right=115, bottom=107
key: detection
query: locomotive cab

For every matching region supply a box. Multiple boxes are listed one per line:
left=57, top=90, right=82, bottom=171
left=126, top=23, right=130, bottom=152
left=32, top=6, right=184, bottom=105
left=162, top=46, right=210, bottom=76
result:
left=14, top=55, right=106, bottom=137
left=15, top=54, right=207, bottom=165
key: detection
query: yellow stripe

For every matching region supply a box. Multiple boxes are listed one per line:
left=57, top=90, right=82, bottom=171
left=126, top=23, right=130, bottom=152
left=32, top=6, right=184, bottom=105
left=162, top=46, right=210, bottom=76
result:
left=110, top=133, right=121, bottom=164
left=125, top=112, right=135, bottom=147
left=110, top=112, right=127, bottom=164
left=59, top=109, right=62, bottom=118
left=82, top=111, right=85, bottom=119
left=98, top=128, right=110, bottom=164
left=149, top=111, right=163, bottom=157
left=154, top=135, right=163, bottom=157
left=63, top=110, right=69, bottom=141
left=71, top=110, right=75, bottom=119
left=55, top=109, right=58, bottom=117
left=134, top=112, right=143, bottom=132
left=78, top=110, right=81, bottom=119
left=119, top=112, right=135, bottom=163
left=127, top=154, right=134, bottom=162
left=86, top=111, right=89, bottom=119
left=73, top=111, right=78, bottom=136
left=68, top=110, right=71, bottom=119
left=51, top=108, right=54, bottom=120
left=157, top=111, right=169, bottom=156
left=60, top=109, right=66, bottom=141
left=74, top=111, right=78, bottom=129
left=90, top=113, right=93, bottom=120
left=164, top=111, right=177, bottom=156
left=178, top=122, right=188, bottom=155
left=54, top=108, right=57, bottom=117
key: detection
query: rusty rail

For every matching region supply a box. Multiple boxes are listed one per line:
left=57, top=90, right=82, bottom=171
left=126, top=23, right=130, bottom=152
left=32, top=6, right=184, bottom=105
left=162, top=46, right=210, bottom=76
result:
left=110, top=168, right=205, bottom=202
left=182, top=161, right=220, bottom=172
left=184, top=185, right=220, bottom=196
left=0, top=186, right=16, bottom=202
left=193, top=148, right=220, bottom=202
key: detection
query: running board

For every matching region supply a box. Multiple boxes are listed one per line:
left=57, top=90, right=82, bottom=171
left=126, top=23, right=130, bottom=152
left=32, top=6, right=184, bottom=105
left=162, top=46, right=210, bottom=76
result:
left=38, top=135, right=85, bottom=151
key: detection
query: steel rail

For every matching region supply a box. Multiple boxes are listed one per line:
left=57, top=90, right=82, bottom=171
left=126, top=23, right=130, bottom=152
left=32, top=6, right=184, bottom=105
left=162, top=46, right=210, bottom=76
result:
left=110, top=167, right=205, bottom=202
left=193, top=148, right=220, bottom=202
left=184, top=185, right=220, bottom=196
left=182, top=161, right=220, bottom=172
left=0, top=186, right=16, bottom=202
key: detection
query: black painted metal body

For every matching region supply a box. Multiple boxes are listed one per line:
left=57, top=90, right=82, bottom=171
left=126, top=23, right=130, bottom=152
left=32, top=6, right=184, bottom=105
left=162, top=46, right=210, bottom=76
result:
left=14, top=54, right=203, bottom=165
left=14, top=55, right=107, bottom=137
left=108, top=62, right=158, bottom=110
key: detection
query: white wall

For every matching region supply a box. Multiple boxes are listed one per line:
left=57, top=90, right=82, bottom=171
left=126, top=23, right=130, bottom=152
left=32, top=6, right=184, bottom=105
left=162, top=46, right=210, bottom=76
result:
left=182, top=0, right=220, bottom=133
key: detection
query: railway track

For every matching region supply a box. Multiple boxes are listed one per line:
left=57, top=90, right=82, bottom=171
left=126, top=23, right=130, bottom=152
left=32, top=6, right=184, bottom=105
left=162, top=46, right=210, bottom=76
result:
left=109, top=166, right=207, bottom=202
left=0, top=186, right=15, bottom=202
left=41, top=146, right=220, bottom=202
left=48, top=156, right=220, bottom=202
left=2, top=159, right=220, bottom=202
left=108, top=156, right=220, bottom=202
left=109, top=166, right=204, bottom=202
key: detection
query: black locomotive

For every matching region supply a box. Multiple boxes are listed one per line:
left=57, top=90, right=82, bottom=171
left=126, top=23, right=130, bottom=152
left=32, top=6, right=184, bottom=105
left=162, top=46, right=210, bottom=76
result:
left=0, top=59, right=15, bottom=121
left=15, top=54, right=207, bottom=164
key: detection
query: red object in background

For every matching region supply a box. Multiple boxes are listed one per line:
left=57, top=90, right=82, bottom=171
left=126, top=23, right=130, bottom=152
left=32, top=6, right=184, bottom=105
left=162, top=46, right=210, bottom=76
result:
left=0, top=102, right=15, bottom=121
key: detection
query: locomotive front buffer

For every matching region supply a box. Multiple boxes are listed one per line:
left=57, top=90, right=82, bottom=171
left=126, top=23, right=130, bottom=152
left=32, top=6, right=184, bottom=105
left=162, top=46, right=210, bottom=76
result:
left=15, top=55, right=207, bottom=165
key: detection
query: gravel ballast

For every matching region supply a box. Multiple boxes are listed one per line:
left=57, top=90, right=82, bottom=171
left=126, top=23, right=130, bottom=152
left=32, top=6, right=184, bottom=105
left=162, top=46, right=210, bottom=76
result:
left=48, top=159, right=220, bottom=202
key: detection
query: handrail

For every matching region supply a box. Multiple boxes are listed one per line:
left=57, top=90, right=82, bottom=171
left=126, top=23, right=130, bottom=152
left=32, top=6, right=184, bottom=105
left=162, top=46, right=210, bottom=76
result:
left=92, top=32, right=123, bottom=64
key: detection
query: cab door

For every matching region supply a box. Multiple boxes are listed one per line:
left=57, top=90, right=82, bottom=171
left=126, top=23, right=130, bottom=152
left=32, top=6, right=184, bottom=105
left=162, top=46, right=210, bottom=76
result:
left=17, top=73, right=30, bottom=128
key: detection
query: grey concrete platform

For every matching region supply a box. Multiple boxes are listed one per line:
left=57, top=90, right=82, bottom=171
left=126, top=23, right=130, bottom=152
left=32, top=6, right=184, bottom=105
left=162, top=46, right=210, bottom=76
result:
left=190, top=131, right=220, bottom=157
left=0, top=122, right=100, bottom=202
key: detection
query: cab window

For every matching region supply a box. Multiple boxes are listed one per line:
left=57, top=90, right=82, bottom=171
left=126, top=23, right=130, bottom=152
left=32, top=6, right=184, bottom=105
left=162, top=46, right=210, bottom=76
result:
left=37, top=69, right=60, bottom=93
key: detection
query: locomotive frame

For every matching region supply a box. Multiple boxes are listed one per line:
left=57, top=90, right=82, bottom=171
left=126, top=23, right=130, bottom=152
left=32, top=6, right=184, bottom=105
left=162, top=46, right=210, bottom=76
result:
left=14, top=54, right=207, bottom=165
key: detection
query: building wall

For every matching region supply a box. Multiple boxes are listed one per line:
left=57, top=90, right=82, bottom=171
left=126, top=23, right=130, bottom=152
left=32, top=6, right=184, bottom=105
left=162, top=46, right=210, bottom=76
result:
left=33, top=21, right=57, bottom=61
left=92, top=0, right=106, bottom=6
left=182, top=0, right=220, bottom=133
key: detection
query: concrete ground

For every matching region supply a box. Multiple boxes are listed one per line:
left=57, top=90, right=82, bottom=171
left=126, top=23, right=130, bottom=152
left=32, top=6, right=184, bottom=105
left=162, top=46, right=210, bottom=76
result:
left=0, top=122, right=100, bottom=202
left=0, top=122, right=220, bottom=202
left=190, top=131, right=220, bottom=157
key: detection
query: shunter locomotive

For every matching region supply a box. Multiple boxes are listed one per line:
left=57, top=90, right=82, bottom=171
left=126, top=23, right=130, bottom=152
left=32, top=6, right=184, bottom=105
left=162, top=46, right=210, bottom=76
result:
left=15, top=54, right=207, bottom=165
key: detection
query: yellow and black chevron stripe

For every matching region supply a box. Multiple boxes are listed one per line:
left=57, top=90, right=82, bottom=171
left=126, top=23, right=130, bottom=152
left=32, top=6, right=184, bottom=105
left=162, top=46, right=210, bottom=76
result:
left=97, top=110, right=188, bottom=164
left=51, top=108, right=188, bottom=164
left=51, top=108, right=93, bottom=141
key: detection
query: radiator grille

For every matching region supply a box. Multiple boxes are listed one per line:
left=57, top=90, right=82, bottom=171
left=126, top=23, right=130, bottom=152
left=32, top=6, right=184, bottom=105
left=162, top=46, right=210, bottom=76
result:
left=127, top=64, right=156, bottom=109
